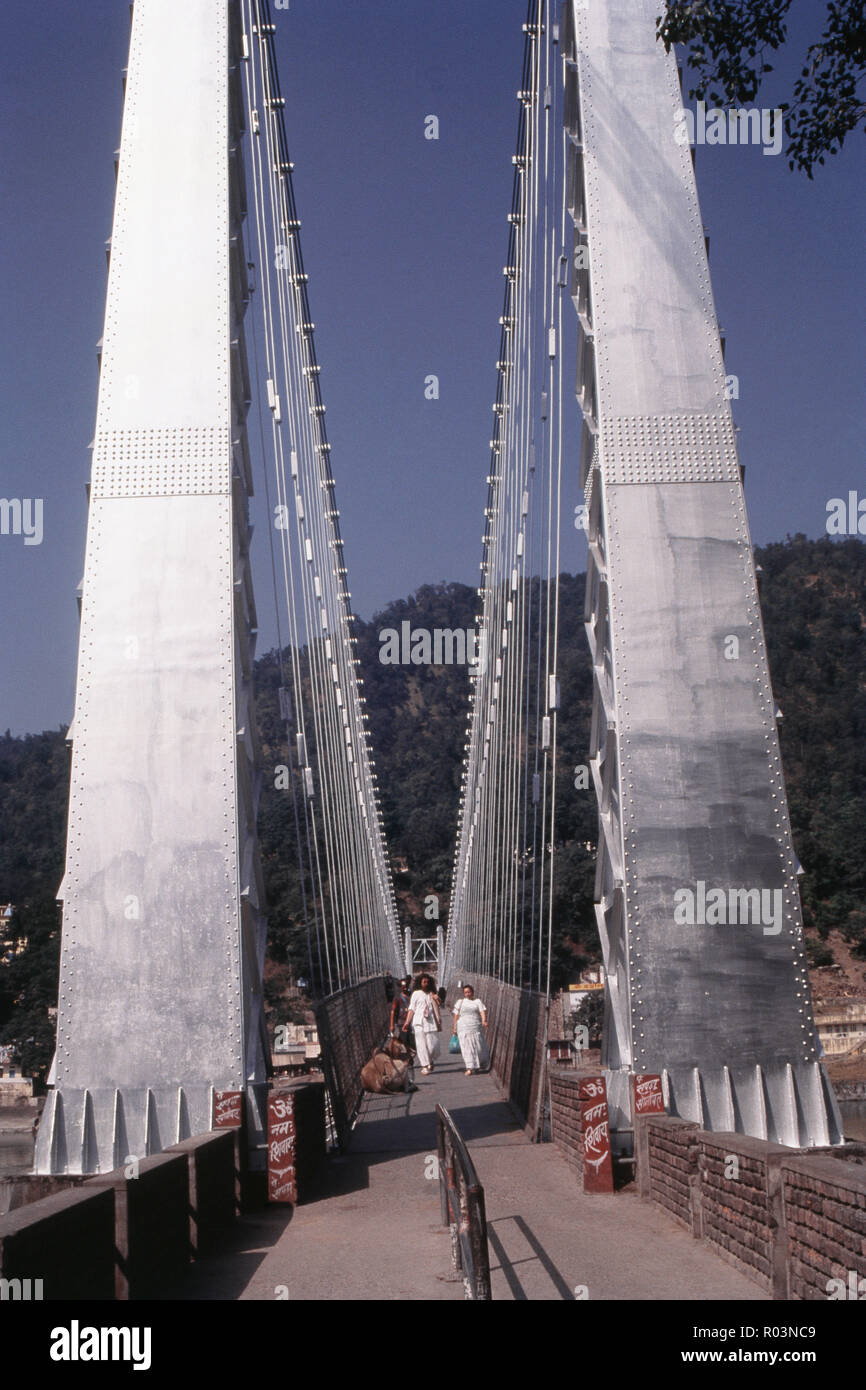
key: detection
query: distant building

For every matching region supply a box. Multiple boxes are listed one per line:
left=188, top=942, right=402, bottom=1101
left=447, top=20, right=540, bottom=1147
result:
left=563, top=966, right=605, bottom=1010
left=272, top=1021, right=320, bottom=1076
left=0, top=904, right=27, bottom=964
left=0, top=1046, right=34, bottom=1100
left=815, top=1001, right=866, bottom=1057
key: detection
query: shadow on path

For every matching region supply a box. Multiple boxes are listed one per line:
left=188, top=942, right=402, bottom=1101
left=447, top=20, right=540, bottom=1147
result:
left=160, top=1054, right=770, bottom=1300
left=487, top=1216, right=575, bottom=1301
left=160, top=1205, right=295, bottom=1301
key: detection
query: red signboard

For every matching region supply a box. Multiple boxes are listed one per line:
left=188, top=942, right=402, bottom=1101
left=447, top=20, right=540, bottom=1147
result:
left=632, top=1073, right=665, bottom=1116
left=579, top=1074, right=614, bottom=1194
left=212, top=1089, right=244, bottom=1129
left=268, top=1091, right=298, bottom=1204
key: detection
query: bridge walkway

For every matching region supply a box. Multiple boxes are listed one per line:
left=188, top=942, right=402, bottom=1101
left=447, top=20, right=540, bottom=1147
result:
left=166, top=1055, right=767, bottom=1301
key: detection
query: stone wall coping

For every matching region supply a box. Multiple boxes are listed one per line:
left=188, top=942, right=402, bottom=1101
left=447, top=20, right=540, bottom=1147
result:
left=780, top=1150, right=866, bottom=1192
left=641, top=1115, right=699, bottom=1134
left=695, top=1131, right=793, bottom=1162
left=165, top=1130, right=234, bottom=1157
left=83, top=1148, right=188, bottom=1188
left=0, top=1182, right=111, bottom=1237
left=548, top=1064, right=623, bottom=1085
left=548, top=1066, right=583, bottom=1086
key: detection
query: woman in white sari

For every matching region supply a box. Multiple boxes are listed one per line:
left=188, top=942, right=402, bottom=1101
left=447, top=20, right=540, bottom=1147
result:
left=453, top=984, right=488, bottom=1075
left=405, top=975, right=442, bottom=1074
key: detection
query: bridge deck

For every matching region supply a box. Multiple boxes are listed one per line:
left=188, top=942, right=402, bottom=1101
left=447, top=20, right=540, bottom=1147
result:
left=168, top=1057, right=768, bottom=1301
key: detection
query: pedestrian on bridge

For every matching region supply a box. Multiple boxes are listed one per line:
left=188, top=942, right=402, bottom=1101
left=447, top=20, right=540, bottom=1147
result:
left=390, top=977, right=414, bottom=1054
left=453, top=984, right=489, bottom=1075
left=405, top=975, right=441, bottom=1074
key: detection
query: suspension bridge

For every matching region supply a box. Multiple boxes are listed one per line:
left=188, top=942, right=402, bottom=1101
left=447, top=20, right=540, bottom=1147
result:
left=3, top=0, right=862, bottom=1310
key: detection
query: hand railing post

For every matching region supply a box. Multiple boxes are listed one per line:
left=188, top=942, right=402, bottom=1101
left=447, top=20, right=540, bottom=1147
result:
left=467, top=1184, right=492, bottom=1300
left=436, top=1103, right=448, bottom=1229
left=435, top=1103, right=491, bottom=1300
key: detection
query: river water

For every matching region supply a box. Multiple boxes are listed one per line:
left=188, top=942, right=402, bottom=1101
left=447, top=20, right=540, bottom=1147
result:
left=0, top=1128, right=35, bottom=1175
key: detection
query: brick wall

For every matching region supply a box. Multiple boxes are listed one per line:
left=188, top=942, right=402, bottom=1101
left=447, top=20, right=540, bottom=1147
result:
left=643, top=1117, right=700, bottom=1232
left=0, top=1174, right=89, bottom=1219
left=85, top=1150, right=191, bottom=1299
left=549, top=1067, right=585, bottom=1175
left=698, top=1134, right=789, bottom=1292
left=782, top=1153, right=866, bottom=1300
left=169, top=1130, right=237, bottom=1255
left=315, top=977, right=391, bottom=1149
left=0, top=1129, right=239, bottom=1300
left=635, top=1114, right=866, bottom=1300
left=0, top=1185, right=116, bottom=1299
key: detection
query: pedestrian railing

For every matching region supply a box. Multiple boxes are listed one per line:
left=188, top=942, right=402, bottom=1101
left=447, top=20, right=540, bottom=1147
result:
left=315, top=977, right=391, bottom=1150
left=435, top=1104, right=492, bottom=1300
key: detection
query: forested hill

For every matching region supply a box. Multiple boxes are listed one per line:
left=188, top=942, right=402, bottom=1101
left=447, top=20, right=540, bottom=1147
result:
left=1, top=536, right=865, bottom=1081
left=757, top=539, right=866, bottom=951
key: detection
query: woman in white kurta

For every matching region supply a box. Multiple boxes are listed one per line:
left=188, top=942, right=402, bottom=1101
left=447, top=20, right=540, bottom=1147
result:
left=405, top=976, right=441, bottom=1073
left=453, top=985, right=488, bottom=1075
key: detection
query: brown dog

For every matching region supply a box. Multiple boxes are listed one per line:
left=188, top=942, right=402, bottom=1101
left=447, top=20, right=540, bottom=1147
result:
left=381, top=1037, right=412, bottom=1064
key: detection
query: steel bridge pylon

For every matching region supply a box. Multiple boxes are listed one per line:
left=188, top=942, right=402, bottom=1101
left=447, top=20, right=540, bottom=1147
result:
left=37, top=0, right=268, bottom=1173
left=563, top=0, right=841, bottom=1145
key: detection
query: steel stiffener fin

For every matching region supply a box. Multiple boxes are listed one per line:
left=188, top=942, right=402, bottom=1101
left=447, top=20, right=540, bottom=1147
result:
left=36, top=0, right=267, bottom=1174
left=565, top=0, right=841, bottom=1145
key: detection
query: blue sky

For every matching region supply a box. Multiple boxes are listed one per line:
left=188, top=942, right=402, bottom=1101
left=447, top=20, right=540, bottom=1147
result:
left=1, top=1, right=864, bottom=735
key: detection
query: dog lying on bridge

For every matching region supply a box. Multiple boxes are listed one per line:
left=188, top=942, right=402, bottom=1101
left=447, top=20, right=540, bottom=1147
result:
left=360, top=1040, right=415, bottom=1094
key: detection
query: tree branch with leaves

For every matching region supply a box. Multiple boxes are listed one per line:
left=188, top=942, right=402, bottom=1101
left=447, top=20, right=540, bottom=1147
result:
left=657, top=0, right=866, bottom=175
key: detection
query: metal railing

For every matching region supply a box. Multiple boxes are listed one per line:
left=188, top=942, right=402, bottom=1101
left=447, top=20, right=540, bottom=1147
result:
left=453, top=973, right=547, bottom=1135
left=314, top=977, right=391, bottom=1150
left=435, top=1104, right=492, bottom=1300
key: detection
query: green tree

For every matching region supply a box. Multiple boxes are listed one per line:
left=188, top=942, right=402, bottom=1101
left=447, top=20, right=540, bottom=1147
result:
left=1, top=537, right=864, bottom=1064
left=0, top=898, right=61, bottom=1088
left=657, top=0, right=866, bottom=175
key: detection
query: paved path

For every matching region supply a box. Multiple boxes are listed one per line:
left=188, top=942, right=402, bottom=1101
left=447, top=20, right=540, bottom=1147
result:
left=169, top=1055, right=767, bottom=1301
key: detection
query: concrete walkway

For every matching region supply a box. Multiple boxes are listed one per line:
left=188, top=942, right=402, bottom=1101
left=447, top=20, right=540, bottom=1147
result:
left=169, top=1055, right=768, bottom=1301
